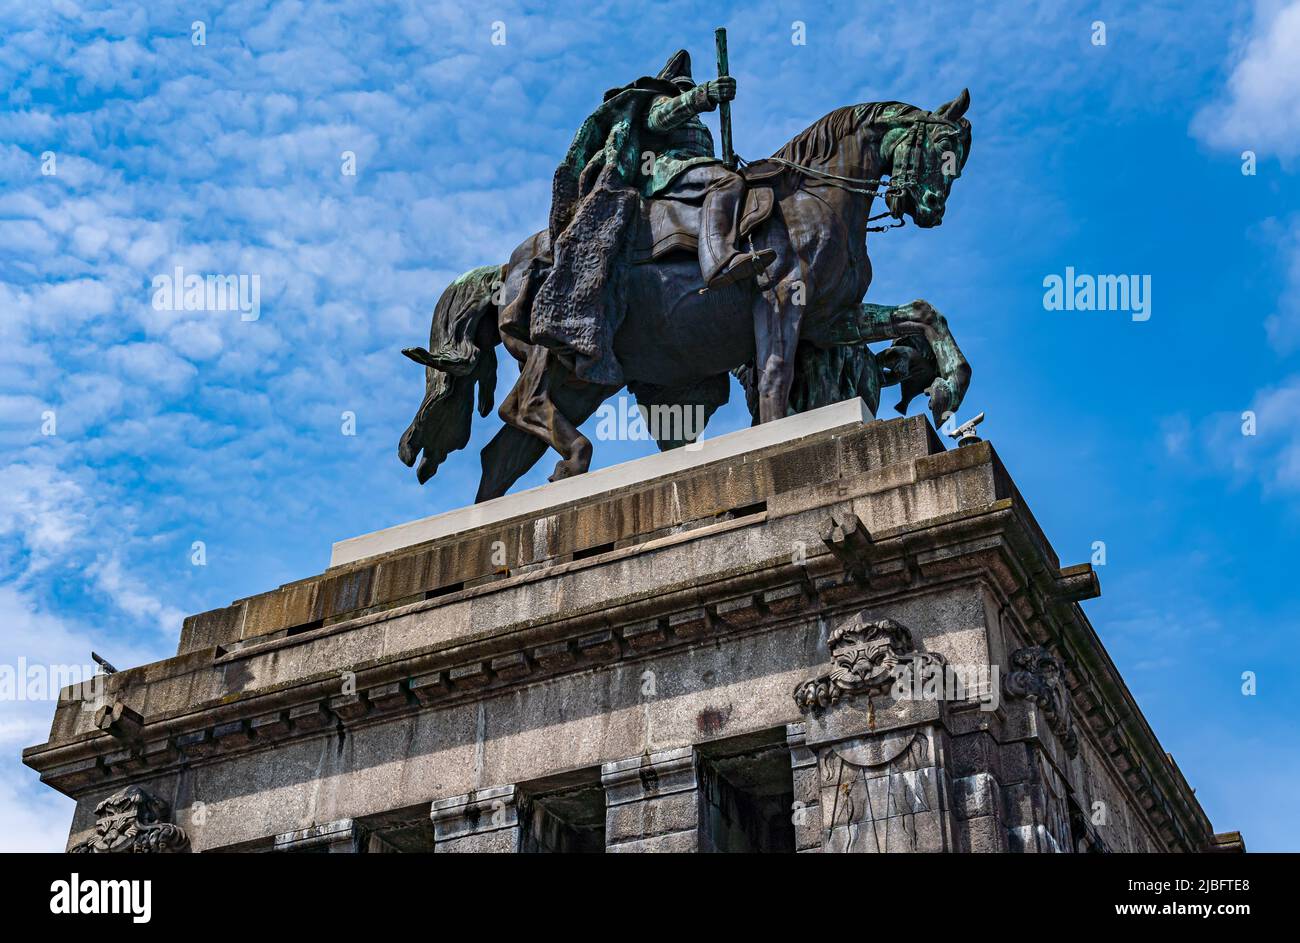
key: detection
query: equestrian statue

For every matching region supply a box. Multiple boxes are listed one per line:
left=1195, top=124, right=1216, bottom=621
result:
left=399, top=37, right=974, bottom=503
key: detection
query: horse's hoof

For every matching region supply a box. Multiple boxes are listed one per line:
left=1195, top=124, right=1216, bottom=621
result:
left=908, top=299, right=936, bottom=324
left=927, top=379, right=956, bottom=425
left=549, top=460, right=581, bottom=483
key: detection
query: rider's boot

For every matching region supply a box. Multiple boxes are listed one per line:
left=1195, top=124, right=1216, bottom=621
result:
left=699, top=172, right=776, bottom=289
left=706, top=247, right=778, bottom=289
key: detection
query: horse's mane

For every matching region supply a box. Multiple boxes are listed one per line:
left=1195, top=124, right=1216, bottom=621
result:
left=771, top=102, right=926, bottom=165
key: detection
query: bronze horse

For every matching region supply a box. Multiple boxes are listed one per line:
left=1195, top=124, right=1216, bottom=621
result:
left=400, top=92, right=973, bottom=502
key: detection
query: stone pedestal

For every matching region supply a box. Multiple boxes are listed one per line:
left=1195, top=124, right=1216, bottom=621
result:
left=274, top=818, right=358, bottom=853
left=602, top=748, right=700, bottom=853
left=430, top=786, right=519, bottom=853
left=23, top=400, right=1234, bottom=853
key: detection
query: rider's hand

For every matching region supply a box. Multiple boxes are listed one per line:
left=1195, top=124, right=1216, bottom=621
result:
left=704, top=77, right=736, bottom=105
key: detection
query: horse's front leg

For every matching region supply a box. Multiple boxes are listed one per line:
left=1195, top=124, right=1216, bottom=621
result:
left=497, top=345, right=602, bottom=484
left=752, top=279, right=803, bottom=423
left=889, top=299, right=971, bottom=423
left=824, top=300, right=971, bottom=425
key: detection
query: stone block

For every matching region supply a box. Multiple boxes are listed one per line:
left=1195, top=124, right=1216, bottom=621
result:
left=605, top=830, right=698, bottom=853
left=432, top=784, right=519, bottom=852
left=951, top=772, right=1000, bottom=820
left=22, top=409, right=1226, bottom=856
left=605, top=790, right=699, bottom=843
left=178, top=603, right=246, bottom=654
left=241, top=580, right=320, bottom=640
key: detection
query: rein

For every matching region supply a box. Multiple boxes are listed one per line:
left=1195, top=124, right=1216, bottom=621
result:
left=759, top=156, right=885, bottom=194
left=742, top=155, right=904, bottom=233
left=745, top=114, right=956, bottom=233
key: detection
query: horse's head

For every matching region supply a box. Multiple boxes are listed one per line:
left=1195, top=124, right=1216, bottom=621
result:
left=883, top=90, right=972, bottom=228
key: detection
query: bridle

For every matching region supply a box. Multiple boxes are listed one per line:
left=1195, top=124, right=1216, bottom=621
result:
left=746, top=114, right=959, bottom=233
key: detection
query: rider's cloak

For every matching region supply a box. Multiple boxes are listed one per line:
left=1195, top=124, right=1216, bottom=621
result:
left=527, top=76, right=716, bottom=386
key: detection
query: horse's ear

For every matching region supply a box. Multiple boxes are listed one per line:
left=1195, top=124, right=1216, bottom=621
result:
left=935, top=88, right=970, bottom=122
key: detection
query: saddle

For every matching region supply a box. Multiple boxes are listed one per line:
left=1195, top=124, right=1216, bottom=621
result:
left=633, top=159, right=786, bottom=263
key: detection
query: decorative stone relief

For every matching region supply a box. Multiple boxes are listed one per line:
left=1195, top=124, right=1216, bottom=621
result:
left=817, top=728, right=949, bottom=852
left=69, top=785, right=190, bottom=853
left=1003, top=645, right=1079, bottom=758
left=793, top=616, right=944, bottom=714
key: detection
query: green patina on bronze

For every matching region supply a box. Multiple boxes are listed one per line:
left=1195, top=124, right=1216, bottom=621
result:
left=555, top=81, right=720, bottom=203
left=399, top=42, right=975, bottom=502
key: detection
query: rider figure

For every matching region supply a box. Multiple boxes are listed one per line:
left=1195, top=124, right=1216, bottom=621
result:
left=520, top=48, right=781, bottom=386
left=643, top=50, right=776, bottom=289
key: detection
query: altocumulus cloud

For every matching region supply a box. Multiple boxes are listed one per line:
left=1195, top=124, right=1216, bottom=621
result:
left=0, top=0, right=1283, bottom=849
left=0, top=0, right=581, bottom=849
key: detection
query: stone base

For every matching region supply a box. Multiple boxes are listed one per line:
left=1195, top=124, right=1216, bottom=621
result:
left=23, top=400, right=1226, bottom=853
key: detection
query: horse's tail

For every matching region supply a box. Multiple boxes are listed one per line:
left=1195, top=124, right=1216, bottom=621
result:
left=398, top=265, right=503, bottom=484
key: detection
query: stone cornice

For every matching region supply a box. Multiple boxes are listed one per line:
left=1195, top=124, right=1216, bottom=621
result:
left=20, top=502, right=1104, bottom=805
left=22, top=414, right=1215, bottom=853
left=25, top=498, right=1004, bottom=786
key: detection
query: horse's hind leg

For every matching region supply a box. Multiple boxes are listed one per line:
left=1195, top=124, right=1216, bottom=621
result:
left=752, top=277, right=804, bottom=423
left=476, top=426, right=548, bottom=503
left=548, top=381, right=613, bottom=481
left=485, top=345, right=612, bottom=496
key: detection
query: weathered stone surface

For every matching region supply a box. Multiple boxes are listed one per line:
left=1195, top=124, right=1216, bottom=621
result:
left=23, top=407, right=1231, bottom=854
left=431, top=785, right=519, bottom=853
left=178, top=604, right=246, bottom=654
left=341, top=399, right=875, bottom=566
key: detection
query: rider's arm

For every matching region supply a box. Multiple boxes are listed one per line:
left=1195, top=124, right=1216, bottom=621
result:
left=646, top=85, right=715, bottom=133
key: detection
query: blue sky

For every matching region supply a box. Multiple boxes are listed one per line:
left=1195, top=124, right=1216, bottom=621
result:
left=1, top=0, right=1297, bottom=851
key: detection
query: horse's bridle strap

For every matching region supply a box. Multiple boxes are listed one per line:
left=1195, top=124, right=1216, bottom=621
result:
left=739, top=114, right=956, bottom=232
left=759, top=156, right=885, bottom=194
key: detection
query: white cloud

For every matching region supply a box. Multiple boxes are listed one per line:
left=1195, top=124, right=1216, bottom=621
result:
left=1174, top=373, right=1300, bottom=497
left=1250, top=374, right=1300, bottom=490
left=0, top=457, right=185, bottom=643
left=105, top=341, right=198, bottom=393
left=0, top=0, right=1280, bottom=851
left=165, top=319, right=225, bottom=360
left=1193, top=1, right=1300, bottom=163
left=90, top=555, right=186, bottom=636
left=0, top=764, right=75, bottom=852
left=0, top=581, right=164, bottom=852
left=1192, top=0, right=1300, bottom=358
left=1161, top=413, right=1191, bottom=458
left=1262, top=217, right=1300, bottom=353
left=0, top=462, right=89, bottom=571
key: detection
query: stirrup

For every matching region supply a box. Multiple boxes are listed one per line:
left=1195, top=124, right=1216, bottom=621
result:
left=704, top=247, right=776, bottom=290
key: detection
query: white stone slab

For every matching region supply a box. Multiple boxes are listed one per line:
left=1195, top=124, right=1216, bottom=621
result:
left=329, top=397, right=874, bottom=568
